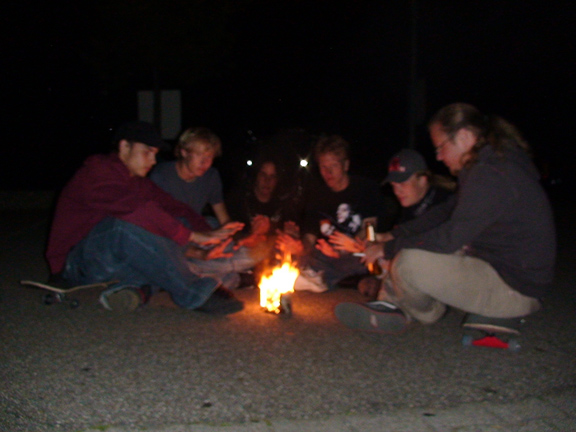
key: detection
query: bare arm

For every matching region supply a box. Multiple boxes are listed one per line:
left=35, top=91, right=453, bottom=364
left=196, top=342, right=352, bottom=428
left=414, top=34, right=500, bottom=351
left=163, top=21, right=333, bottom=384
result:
left=211, top=202, right=232, bottom=226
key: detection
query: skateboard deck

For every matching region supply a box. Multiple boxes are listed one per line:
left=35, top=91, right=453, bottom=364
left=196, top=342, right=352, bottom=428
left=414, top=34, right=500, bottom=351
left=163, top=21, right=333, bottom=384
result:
left=20, top=280, right=118, bottom=308
left=462, top=314, right=523, bottom=351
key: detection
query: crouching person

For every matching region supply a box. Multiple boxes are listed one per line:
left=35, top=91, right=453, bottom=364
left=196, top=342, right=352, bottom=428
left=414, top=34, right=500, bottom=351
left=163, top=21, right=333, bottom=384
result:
left=335, top=103, right=556, bottom=332
left=46, top=121, right=244, bottom=314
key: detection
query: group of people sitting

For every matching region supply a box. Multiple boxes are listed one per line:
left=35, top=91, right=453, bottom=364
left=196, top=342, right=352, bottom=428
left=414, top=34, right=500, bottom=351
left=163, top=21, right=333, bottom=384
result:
left=45, top=102, right=556, bottom=334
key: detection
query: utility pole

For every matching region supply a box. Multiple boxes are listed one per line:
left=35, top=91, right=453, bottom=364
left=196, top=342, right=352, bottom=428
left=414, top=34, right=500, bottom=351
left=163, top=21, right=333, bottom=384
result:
left=408, top=0, right=419, bottom=149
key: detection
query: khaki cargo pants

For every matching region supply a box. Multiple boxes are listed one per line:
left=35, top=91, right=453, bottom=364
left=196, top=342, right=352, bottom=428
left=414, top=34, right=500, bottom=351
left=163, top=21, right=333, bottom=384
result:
left=378, top=249, right=541, bottom=324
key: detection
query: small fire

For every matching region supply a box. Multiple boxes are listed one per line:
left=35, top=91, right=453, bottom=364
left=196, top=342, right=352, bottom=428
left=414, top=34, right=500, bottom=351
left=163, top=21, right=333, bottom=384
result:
left=259, top=259, right=299, bottom=314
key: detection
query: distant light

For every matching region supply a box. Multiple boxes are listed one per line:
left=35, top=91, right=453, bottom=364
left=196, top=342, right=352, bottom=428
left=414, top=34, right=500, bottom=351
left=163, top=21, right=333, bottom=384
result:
left=247, top=160, right=253, bottom=166
left=299, top=159, right=308, bottom=168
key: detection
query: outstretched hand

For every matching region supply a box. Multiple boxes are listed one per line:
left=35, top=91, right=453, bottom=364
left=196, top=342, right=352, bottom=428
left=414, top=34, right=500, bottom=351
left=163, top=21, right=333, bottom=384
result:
left=275, top=230, right=304, bottom=256
left=235, top=233, right=266, bottom=249
left=185, top=238, right=235, bottom=260
left=250, top=215, right=271, bottom=236
left=217, top=221, right=245, bottom=237
left=316, top=238, right=339, bottom=259
left=362, top=242, right=384, bottom=264
left=328, top=231, right=365, bottom=253
left=192, top=221, right=245, bottom=246
left=205, top=238, right=234, bottom=260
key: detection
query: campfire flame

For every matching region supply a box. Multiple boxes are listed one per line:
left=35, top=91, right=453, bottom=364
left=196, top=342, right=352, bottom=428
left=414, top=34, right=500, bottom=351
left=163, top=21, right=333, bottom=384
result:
left=259, top=259, right=299, bottom=313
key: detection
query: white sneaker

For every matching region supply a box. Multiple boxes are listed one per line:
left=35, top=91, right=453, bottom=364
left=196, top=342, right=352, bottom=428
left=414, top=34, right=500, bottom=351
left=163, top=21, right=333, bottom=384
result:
left=293, top=268, right=328, bottom=293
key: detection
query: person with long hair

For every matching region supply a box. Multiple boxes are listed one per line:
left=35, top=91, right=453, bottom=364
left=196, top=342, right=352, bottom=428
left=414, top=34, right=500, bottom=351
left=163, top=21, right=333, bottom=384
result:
left=335, top=103, right=556, bottom=333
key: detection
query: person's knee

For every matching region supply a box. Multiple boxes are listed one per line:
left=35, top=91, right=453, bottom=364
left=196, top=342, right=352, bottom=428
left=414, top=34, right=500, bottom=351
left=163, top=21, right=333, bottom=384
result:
left=391, top=249, right=420, bottom=282
left=389, top=249, right=446, bottom=324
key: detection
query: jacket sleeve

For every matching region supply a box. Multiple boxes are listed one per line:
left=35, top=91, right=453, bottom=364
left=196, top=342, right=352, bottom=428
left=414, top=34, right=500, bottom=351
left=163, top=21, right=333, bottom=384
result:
left=386, top=164, right=508, bottom=258
left=79, top=158, right=210, bottom=242
left=390, top=195, right=457, bottom=238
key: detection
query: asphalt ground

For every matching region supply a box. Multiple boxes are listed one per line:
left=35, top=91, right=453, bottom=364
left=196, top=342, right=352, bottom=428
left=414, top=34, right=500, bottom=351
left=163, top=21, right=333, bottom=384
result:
left=1, top=193, right=575, bottom=432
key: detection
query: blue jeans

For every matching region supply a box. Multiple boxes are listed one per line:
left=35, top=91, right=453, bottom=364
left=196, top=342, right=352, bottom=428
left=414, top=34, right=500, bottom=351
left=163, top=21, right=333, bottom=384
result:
left=186, top=244, right=257, bottom=289
left=302, top=249, right=368, bottom=290
left=62, top=218, right=219, bottom=309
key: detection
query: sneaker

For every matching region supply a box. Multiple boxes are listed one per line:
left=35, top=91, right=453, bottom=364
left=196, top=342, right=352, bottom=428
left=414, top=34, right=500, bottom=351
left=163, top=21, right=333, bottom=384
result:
left=293, top=268, right=328, bottom=293
left=196, top=287, right=244, bottom=315
left=100, top=288, right=141, bottom=312
left=334, top=301, right=408, bottom=333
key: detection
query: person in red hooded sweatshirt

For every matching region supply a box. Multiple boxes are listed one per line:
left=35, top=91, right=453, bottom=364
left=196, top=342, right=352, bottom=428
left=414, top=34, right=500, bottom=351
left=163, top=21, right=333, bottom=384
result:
left=46, top=121, right=244, bottom=314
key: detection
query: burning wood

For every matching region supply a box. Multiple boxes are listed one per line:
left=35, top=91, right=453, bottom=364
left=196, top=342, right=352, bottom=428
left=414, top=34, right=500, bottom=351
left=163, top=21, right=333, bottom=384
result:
left=259, top=259, right=299, bottom=314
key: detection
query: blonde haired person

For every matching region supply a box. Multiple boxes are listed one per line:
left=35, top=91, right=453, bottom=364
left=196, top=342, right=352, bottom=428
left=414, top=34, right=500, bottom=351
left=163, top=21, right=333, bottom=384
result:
left=151, top=127, right=230, bottom=228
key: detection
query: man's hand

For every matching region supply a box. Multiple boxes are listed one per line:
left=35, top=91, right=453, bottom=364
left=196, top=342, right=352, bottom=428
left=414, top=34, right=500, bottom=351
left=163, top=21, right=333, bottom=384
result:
left=361, top=242, right=391, bottom=273
left=184, top=244, right=208, bottom=260
left=250, top=215, right=270, bottom=236
left=363, top=242, right=384, bottom=264
left=328, top=231, right=365, bottom=253
left=283, top=221, right=300, bottom=238
left=316, top=238, right=339, bottom=258
left=191, top=221, right=245, bottom=246
left=217, top=221, right=245, bottom=237
left=377, top=232, right=394, bottom=242
left=235, top=233, right=266, bottom=249
left=276, top=230, right=304, bottom=256
left=205, top=238, right=234, bottom=260
left=190, top=231, right=221, bottom=246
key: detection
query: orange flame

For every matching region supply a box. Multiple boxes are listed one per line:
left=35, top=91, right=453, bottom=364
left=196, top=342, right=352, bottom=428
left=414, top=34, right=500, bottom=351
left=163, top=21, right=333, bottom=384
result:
left=259, top=260, right=299, bottom=313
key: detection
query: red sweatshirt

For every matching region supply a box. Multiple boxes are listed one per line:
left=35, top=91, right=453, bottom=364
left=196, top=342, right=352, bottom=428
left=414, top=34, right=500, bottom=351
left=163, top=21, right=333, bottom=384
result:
left=46, top=153, right=211, bottom=274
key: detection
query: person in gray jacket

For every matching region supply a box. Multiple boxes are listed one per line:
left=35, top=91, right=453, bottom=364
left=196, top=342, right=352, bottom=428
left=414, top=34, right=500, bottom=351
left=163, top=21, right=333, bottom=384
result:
left=335, top=103, right=556, bottom=333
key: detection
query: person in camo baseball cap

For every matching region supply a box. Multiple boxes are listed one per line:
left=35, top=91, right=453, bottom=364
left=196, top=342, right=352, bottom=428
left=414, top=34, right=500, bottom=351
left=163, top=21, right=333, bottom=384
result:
left=384, top=148, right=428, bottom=183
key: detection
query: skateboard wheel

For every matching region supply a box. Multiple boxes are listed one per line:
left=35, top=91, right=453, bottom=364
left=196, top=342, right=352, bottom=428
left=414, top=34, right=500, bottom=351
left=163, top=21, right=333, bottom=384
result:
left=69, top=299, right=80, bottom=309
left=508, top=339, right=521, bottom=352
left=43, top=293, right=55, bottom=305
left=462, top=335, right=474, bottom=347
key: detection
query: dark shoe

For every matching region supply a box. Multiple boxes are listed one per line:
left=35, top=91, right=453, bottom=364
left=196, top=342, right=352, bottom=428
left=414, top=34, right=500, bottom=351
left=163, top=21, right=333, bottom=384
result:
left=196, top=287, right=244, bottom=315
left=334, top=301, right=408, bottom=334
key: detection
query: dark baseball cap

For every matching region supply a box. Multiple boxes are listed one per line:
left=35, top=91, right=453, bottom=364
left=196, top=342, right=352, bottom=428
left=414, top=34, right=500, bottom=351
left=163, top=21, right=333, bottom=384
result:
left=384, top=149, right=428, bottom=183
left=113, top=121, right=166, bottom=149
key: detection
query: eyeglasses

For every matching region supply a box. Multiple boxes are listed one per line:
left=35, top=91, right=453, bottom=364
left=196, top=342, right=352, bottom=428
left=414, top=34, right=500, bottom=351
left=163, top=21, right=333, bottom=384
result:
left=434, top=137, right=452, bottom=155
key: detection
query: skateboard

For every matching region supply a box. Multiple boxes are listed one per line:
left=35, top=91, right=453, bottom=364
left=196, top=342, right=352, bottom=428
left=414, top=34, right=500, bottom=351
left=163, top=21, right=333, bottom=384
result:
left=462, top=313, right=523, bottom=351
left=20, top=279, right=118, bottom=308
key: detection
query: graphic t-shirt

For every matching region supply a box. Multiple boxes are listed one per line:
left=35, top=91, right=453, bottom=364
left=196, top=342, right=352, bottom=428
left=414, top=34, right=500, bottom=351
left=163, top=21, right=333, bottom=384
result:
left=302, top=175, right=385, bottom=239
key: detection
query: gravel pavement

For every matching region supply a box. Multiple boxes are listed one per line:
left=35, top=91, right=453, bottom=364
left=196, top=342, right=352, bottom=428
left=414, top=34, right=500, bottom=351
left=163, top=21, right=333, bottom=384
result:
left=1, top=193, right=575, bottom=431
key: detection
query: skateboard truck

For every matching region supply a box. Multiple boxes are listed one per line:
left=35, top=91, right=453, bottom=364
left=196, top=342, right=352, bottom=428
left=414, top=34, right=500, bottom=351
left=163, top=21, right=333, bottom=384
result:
left=42, top=291, right=80, bottom=308
left=461, top=314, right=523, bottom=351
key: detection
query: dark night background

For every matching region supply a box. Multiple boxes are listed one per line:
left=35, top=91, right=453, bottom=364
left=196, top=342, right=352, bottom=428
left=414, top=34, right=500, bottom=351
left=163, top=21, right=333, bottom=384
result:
left=3, top=0, right=575, bottom=194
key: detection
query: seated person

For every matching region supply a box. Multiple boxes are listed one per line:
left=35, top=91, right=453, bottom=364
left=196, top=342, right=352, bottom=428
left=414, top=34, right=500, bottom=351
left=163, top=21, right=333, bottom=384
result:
left=329, top=148, right=455, bottom=299
left=150, top=127, right=230, bottom=228
left=277, top=134, right=386, bottom=292
left=46, top=121, right=244, bottom=314
left=335, top=103, right=556, bottom=333
left=226, top=156, right=303, bottom=282
left=226, top=156, right=299, bottom=235
left=151, top=127, right=262, bottom=289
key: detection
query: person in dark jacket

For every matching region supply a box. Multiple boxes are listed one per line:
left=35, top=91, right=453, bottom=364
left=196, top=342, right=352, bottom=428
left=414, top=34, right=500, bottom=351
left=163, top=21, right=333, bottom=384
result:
left=46, top=121, right=244, bottom=314
left=329, top=148, right=455, bottom=300
left=335, top=103, right=556, bottom=333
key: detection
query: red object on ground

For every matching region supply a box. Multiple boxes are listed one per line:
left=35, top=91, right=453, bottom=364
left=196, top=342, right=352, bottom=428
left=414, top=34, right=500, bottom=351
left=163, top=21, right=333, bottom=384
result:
left=472, top=335, right=509, bottom=349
